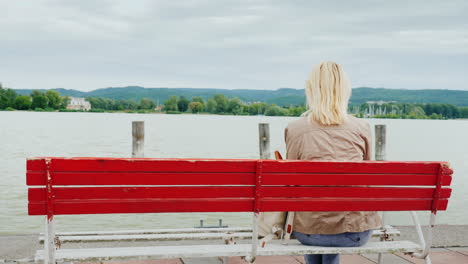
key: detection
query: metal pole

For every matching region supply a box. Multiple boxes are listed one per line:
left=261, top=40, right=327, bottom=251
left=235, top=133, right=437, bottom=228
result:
left=259, top=123, right=270, bottom=159
left=44, top=159, right=55, bottom=264
left=132, top=121, right=144, bottom=158
left=375, top=124, right=386, bottom=264
left=246, top=124, right=271, bottom=262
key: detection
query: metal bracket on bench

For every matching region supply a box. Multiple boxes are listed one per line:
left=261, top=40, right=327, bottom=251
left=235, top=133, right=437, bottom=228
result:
left=44, top=158, right=57, bottom=264
left=245, top=160, right=263, bottom=263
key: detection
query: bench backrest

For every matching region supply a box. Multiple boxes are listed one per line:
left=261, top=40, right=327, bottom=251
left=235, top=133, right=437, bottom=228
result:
left=27, top=158, right=453, bottom=216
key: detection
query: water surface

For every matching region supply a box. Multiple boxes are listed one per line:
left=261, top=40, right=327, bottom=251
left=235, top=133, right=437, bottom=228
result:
left=0, top=112, right=466, bottom=234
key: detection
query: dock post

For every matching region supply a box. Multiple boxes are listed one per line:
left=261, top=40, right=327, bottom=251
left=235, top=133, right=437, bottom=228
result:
left=375, top=124, right=387, bottom=264
left=375, top=124, right=386, bottom=161
left=132, top=121, right=145, bottom=158
left=259, top=123, right=270, bottom=159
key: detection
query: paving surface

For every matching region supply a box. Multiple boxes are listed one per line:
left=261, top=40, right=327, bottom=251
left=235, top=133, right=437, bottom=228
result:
left=1, top=225, right=467, bottom=263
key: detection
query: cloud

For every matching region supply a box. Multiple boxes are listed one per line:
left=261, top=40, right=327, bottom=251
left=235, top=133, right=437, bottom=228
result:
left=1, top=0, right=467, bottom=91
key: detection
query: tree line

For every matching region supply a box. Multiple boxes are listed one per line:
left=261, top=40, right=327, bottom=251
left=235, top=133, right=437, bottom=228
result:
left=86, top=97, right=157, bottom=112
left=162, top=95, right=468, bottom=119
left=162, top=94, right=307, bottom=116
left=0, top=84, right=68, bottom=111
left=2, top=84, right=467, bottom=119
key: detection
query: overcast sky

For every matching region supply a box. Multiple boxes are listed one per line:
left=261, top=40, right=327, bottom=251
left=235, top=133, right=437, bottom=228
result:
left=1, top=0, right=467, bottom=91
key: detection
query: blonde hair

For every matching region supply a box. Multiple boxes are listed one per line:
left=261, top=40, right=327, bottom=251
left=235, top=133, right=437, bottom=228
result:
left=303, top=61, right=351, bottom=125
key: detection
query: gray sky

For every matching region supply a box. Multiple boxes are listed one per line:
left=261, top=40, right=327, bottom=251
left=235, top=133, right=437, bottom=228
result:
left=1, top=0, right=467, bottom=91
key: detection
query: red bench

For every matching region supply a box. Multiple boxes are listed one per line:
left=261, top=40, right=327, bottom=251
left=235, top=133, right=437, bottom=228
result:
left=27, top=157, right=453, bottom=264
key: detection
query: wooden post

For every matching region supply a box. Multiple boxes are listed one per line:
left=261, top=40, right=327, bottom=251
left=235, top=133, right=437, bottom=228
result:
left=258, top=123, right=270, bottom=159
left=132, top=121, right=144, bottom=158
left=375, top=124, right=386, bottom=161
left=375, top=124, right=387, bottom=264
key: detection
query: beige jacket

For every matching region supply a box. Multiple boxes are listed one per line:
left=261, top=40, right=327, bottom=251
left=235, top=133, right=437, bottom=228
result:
left=285, top=115, right=382, bottom=235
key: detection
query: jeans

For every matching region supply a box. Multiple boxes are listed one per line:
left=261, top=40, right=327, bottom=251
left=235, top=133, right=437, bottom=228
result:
left=292, top=230, right=372, bottom=264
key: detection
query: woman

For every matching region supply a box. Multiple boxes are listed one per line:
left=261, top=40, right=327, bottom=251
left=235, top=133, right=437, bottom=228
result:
left=285, top=61, right=382, bottom=264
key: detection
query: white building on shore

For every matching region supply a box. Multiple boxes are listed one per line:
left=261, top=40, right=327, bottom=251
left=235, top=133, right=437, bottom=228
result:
left=67, top=97, right=91, bottom=111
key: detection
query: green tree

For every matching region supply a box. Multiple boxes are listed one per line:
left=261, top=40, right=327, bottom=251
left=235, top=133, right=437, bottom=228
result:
left=139, top=98, right=156, bottom=110
left=87, top=97, right=102, bottom=109
left=265, top=105, right=288, bottom=116
left=0, top=87, right=18, bottom=109
left=191, top=96, right=204, bottom=105
left=45, top=90, right=62, bottom=109
left=178, top=96, right=190, bottom=112
left=87, top=97, right=115, bottom=110
left=213, top=94, right=228, bottom=113
left=288, top=106, right=306, bottom=116
left=188, top=102, right=204, bottom=113
left=120, top=99, right=139, bottom=110
left=227, top=98, right=243, bottom=115
left=248, top=102, right=268, bottom=115
left=31, top=91, right=49, bottom=109
left=60, top=96, right=71, bottom=109
left=14, top=95, right=32, bottom=110
left=409, top=106, right=425, bottom=117
left=206, top=98, right=217, bottom=113
left=164, top=96, right=179, bottom=111
left=460, top=107, right=468, bottom=118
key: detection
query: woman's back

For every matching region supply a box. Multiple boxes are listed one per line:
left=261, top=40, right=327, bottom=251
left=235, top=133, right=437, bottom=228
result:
left=285, top=115, right=371, bottom=161
left=289, top=61, right=380, bottom=263
left=286, top=115, right=382, bottom=235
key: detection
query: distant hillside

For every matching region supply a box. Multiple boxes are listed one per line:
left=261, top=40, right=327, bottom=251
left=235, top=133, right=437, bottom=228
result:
left=13, top=86, right=468, bottom=106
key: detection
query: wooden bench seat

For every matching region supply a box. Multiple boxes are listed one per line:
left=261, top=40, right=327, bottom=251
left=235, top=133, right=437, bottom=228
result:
left=27, top=157, right=453, bottom=264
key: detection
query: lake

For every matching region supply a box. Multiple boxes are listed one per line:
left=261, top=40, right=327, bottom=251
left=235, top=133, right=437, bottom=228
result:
left=0, top=112, right=467, bottom=234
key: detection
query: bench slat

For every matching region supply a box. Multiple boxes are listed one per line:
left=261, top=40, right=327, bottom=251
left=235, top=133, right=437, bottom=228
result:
left=40, top=232, right=253, bottom=242
left=263, top=173, right=451, bottom=186
left=28, top=197, right=448, bottom=215
left=27, top=158, right=258, bottom=171
left=28, top=187, right=255, bottom=201
left=261, top=198, right=449, bottom=211
left=34, top=241, right=422, bottom=262
left=27, top=172, right=451, bottom=186
left=262, top=160, right=444, bottom=174
left=28, top=198, right=255, bottom=215
left=28, top=186, right=451, bottom=202
left=27, top=172, right=256, bottom=186
left=39, top=225, right=399, bottom=237
left=263, top=186, right=452, bottom=198
left=27, top=158, right=445, bottom=174
left=38, top=227, right=400, bottom=242
left=42, top=227, right=253, bottom=236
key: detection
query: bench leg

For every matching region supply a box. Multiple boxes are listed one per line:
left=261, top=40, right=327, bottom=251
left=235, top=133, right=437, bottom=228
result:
left=410, top=212, right=435, bottom=263
left=244, top=212, right=259, bottom=263
left=377, top=211, right=388, bottom=264
left=44, top=216, right=56, bottom=264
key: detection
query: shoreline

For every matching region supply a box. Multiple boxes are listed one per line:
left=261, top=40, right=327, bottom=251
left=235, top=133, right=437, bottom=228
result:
left=1, top=110, right=467, bottom=120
